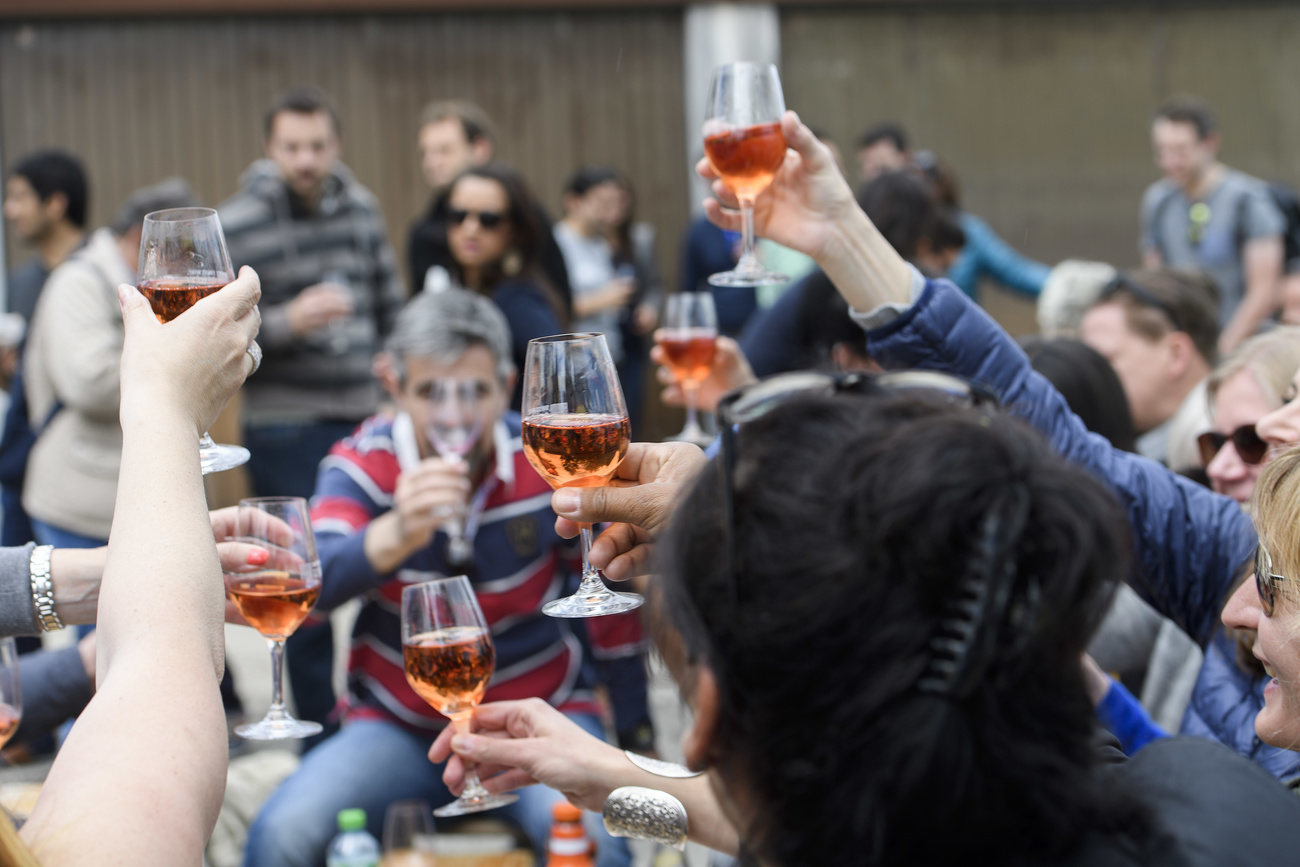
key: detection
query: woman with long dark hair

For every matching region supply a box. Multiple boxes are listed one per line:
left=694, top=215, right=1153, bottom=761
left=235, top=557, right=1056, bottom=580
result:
left=438, top=164, right=564, bottom=406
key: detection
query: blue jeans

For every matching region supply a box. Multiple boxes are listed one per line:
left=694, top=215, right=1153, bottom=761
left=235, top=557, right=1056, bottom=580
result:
left=245, top=419, right=359, bottom=749
left=243, top=715, right=631, bottom=867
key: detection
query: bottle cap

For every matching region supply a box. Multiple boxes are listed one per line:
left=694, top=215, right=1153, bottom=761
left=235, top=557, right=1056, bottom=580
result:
left=552, top=801, right=583, bottom=823
left=338, top=808, right=367, bottom=832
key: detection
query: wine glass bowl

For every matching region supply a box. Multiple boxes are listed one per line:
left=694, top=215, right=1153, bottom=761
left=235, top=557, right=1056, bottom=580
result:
left=137, top=207, right=250, bottom=474
left=659, top=292, right=719, bottom=447
left=425, top=379, right=485, bottom=565
left=521, top=333, right=643, bottom=618
left=704, top=62, right=789, bottom=288
left=227, top=497, right=324, bottom=741
left=401, top=576, right=518, bottom=817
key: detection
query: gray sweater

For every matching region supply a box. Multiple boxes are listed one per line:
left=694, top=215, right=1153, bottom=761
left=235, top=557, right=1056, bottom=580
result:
left=0, top=543, right=38, bottom=637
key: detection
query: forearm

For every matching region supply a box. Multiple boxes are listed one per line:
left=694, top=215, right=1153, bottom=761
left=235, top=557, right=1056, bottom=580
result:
left=98, top=411, right=224, bottom=684
left=816, top=207, right=912, bottom=312
left=1219, top=280, right=1278, bottom=355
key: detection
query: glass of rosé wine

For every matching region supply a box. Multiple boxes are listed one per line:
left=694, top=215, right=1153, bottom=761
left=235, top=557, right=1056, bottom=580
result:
left=225, top=497, right=323, bottom=741
left=521, top=333, right=643, bottom=618
left=0, top=638, right=21, bottom=753
left=401, top=576, right=518, bottom=817
left=425, top=379, right=485, bottom=567
left=703, top=61, right=789, bottom=288
left=658, top=292, right=719, bottom=447
left=137, top=207, right=250, bottom=474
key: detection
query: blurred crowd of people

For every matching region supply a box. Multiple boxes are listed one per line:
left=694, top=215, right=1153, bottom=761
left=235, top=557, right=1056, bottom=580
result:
left=7, top=80, right=1300, bottom=867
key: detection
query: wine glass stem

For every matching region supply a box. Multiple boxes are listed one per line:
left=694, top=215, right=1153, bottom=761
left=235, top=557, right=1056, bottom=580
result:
left=683, top=381, right=701, bottom=433
left=453, top=715, right=491, bottom=800
left=578, top=523, right=607, bottom=594
left=737, top=197, right=760, bottom=269
left=267, top=638, right=288, bottom=718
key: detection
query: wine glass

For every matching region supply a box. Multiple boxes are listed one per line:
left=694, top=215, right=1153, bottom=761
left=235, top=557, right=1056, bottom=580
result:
left=521, top=333, right=643, bottom=618
left=401, top=576, right=518, bottom=817
left=382, top=799, right=438, bottom=867
left=225, top=497, right=323, bottom=741
left=659, top=293, right=719, bottom=447
left=426, top=380, right=485, bottom=567
left=703, top=62, right=789, bottom=288
left=137, top=207, right=250, bottom=474
left=321, top=268, right=355, bottom=356
left=0, top=638, right=21, bottom=752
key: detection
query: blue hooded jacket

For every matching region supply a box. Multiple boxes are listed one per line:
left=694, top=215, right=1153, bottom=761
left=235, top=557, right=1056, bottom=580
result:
left=859, top=277, right=1300, bottom=778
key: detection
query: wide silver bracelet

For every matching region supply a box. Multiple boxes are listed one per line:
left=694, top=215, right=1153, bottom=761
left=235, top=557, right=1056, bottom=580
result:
left=603, top=786, right=689, bottom=850
left=29, top=545, right=62, bottom=632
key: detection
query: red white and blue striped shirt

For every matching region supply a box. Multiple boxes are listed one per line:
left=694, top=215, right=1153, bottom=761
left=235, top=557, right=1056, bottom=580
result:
left=310, top=411, right=647, bottom=734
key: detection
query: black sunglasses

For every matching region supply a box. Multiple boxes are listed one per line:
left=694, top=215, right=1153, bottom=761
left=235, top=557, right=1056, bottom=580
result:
left=1197, top=424, right=1269, bottom=467
left=1098, top=273, right=1187, bottom=334
left=716, top=370, right=999, bottom=608
left=1256, top=544, right=1285, bottom=618
left=448, top=208, right=506, bottom=230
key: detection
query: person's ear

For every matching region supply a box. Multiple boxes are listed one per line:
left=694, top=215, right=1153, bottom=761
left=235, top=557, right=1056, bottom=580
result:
left=1203, top=132, right=1222, bottom=156
left=375, top=352, right=402, bottom=399
left=682, top=667, right=721, bottom=773
left=42, top=191, right=68, bottom=223
left=470, top=136, right=494, bottom=167
left=502, top=368, right=518, bottom=404
left=1165, top=331, right=1197, bottom=378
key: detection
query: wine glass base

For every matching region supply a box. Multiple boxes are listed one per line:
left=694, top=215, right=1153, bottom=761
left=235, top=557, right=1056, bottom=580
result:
left=707, top=268, right=789, bottom=288
left=433, top=792, right=519, bottom=817
left=543, top=589, right=644, bottom=618
left=234, top=716, right=323, bottom=741
left=201, top=443, right=251, bottom=475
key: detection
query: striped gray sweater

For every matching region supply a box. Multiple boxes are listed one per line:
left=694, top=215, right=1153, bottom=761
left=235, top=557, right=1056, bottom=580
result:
left=219, top=160, right=405, bottom=424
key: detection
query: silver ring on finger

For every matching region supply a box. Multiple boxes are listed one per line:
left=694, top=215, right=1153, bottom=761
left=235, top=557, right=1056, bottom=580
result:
left=246, top=340, right=263, bottom=375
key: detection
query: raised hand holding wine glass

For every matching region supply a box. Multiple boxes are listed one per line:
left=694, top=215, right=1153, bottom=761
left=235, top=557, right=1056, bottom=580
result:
left=225, top=497, right=323, bottom=740
left=704, top=62, right=789, bottom=288
left=137, top=207, right=252, bottom=474
left=402, top=575, right=518, bottom=816
left=522, top=333, right=643, bottom=617
left=658, top=292, right=719, bottom=447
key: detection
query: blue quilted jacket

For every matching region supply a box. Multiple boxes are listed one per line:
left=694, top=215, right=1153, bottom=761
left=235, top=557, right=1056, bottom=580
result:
left=862, top=278, right=1300, bottom=778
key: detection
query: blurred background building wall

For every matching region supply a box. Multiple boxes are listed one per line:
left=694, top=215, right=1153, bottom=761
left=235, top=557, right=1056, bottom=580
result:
left=4, top=1, right=1300, bottom=332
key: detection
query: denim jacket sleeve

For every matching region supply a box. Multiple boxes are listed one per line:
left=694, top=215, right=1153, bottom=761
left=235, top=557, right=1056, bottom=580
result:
left=860, top=279, right=1255, bottom=646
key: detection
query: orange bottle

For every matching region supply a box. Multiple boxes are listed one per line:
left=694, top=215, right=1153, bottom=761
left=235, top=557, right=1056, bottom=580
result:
left=545, top=801, right=594, bottom=867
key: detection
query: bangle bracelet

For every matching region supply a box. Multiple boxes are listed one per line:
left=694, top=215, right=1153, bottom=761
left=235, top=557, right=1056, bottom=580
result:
left=603, top=786, right=689, bottom=850
left=30, top=545, right=62, bottom=632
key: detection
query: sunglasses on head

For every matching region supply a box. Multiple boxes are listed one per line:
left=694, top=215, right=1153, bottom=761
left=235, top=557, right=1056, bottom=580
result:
left=448, top=209, right=506, bottom=230
left=716, top=370, right=999, bottom=608
left=1256, top=544, right=1285, bottom=617
left=1097, top=274, right=1187, bottom=334
left=1197, top=424, right=1269, bottom=467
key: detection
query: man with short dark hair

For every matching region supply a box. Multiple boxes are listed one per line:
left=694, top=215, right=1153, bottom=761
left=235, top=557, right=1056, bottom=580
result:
left=3, top=150, right=88, bottom=323
left=1079, top=268, right=1219, bottom=470
left=406, top=100, right=571, bottom=308
left=219, top=84, right=406, bottom=744
left=856, top=122, right=910, bottom=184
left=1141, top=95, right=1284, bottom=354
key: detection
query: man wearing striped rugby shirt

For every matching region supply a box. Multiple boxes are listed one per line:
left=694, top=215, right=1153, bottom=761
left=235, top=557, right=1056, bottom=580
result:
left=243, top=289, right=639, bottom=867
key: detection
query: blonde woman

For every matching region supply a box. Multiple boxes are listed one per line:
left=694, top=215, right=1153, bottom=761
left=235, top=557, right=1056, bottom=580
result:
left=1, top=269, right=260, bottom=865
left=1199, top=327, right=1300, bottom=507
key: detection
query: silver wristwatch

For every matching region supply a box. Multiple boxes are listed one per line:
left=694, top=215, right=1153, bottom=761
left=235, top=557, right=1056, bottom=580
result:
left=30, top=545, right=62, bottom=632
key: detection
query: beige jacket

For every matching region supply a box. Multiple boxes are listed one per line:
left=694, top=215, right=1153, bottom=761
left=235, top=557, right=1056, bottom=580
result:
left=22, top=228, right=128, bottom=540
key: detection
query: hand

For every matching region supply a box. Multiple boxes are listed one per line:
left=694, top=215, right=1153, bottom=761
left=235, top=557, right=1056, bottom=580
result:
left=699, top=110, right=859, bottom=264
left=552, top=442, right=707, bottom=580
left=651, top=335, right=756, bottom=414
left=393, top=457, right=473, bottom=550
left=428, top=699, right=627, bottom=812
left=632, top=302, right=659, bottom=335
left=286, top=283, right=354, bottom=337
left=576, top=278, right=636, bottom=318
left=117, top=267, right=261, bottom=435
